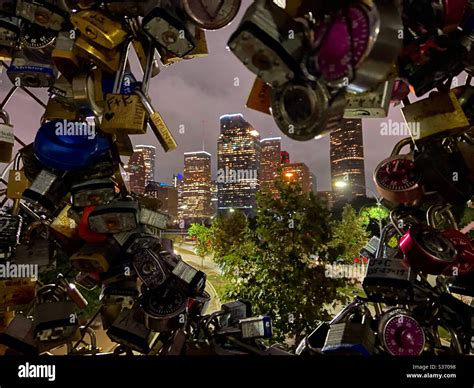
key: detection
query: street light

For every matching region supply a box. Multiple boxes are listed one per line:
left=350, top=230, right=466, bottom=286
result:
left=334, top=180, right=384, bottom=237
left=229, top=208, right=235, bottom=213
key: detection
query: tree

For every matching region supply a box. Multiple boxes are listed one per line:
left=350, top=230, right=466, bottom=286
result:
left=210, top=211, right=249, bottom=263
left=188, top=224, right=212, bottom=268
left=217, top=179, right=347, bottom=346
left=327, top=204, right=370, bottom=263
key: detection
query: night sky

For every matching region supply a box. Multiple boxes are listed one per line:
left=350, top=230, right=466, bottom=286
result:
left=0, top=0, right=468, bottom=194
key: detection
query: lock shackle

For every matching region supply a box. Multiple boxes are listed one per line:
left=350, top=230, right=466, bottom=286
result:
left=113, top=37, right=133, bottom=94
left=376, top=223, right=400, bottom=258
left=24, top=221, right=50, bottom=244
left=330, top=297, right=367, bottom=325
left=390, top=137, right=415, bottom=157
left=67, top=326, right=97, bottom=354
left=426, top=204, right=458, bottom=230
left=37, top=283, right=67, bottom=304
left=389, top=208, right=421, bottom=237
left=13, top=151, right=22, bottom=170
left=0, top=110, right=11, bottom=125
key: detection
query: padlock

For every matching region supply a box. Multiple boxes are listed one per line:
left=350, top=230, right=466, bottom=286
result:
left=6, top=168, right=30, bottom=201
left=374, top=138, right=424, bottom=206
left=182, top=0, right=241, bottom=30
left=295, top=322, right=330, bottom=355
left=71, top=9, right=127, bottom=50
left=78, top=206, right=108, bottom=243
left=0, top=110, right=14, bottom=163
left=402, top=91, right=470, bottom=140
left=19, top=143, right=43, bottom=184
left=70, top=238, right=120, bottom=273
left=0, top=315, right=38, bottom=355
left=101, top=94, right=147, bottom=135
left=343, top=79, right=395, bottom=119
left=400, top=224, right=458, bottom=275
left=57, top=274, right=88, bottom=309
left=239, top=316, right=272, bottom=339
left=71, top=70, right=104, bottom=117
left=52, top=30, right=81, bottom=82
left=33, top=284, right=79, bottom=342
left=0, top=13, right=20, bottom=50
left=43, top=97, right=82, bottom=122
left=100, top=279, right=138, bottom=329
left=363, top=224, right=416, bottom=304
left=34, top=119, right=111, bottom=172
left=7, top=49, right=57, bottom=87
left=106, top=306, right=160, bottom=354
left=22, top=169, right=71, bottom=214
left=134, top=89, right=177, bottom=152
left=103, top=0, right=149, bottom=17
left=75, top=271, right=100, bottom=291
left=133, top=249, right=169, bottom=290
left=73, top=35, right=121, bottom=73
left=378, top=308, right=426, bottom=356
left=13, top=221, right=56, bottom=273
left=142, top=0, right=196, bottom=58
left=71, top=178, right=115, bottom=208
left=0, top=278, right=36, bottom=308
left=322, top=313, right=375, bottom=356
left=140, top=285, right=188, bottom=332
left=312, top=1, right=401, bottom=93
left=168, top=26, right=209, bottom=61
left=67, top=326, right=100, bottom=355
left=168, top=258, right=206, bottom=297
left=270, top=78, right=346, bottom=141
left=219, top=299, right=252, bottom=327
left=246, top=77, right=272, bottom=115
left=16, top=0, right=69, bottom=31
left=0, top=213, right=23, bottom=259
left=442, top=230, right=474, bottom=276
left=88, top=199, right=140, bottom=234
left=414, top=141, right=473, bottom=205
left=75, top=153, right=117, bottom=182
left=227, top=0, right=306, bottom=88
left=49, top=204, right=81, bottom=253
left=113, top=226, right=162, bottom=256
left=140, top=206, right=169, bottom=231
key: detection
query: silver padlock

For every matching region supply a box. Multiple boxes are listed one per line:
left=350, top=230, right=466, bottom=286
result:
left=0, top=13, right=20, bottom=49
left=344, top=79, right=395, bottom=119
left=7, top=49, right=57, bottom=88
left=0, top=110, right=15, bottom=163
left=33, top=284, right=79, bottom=343
left=15, top=0, right=69, bottom=31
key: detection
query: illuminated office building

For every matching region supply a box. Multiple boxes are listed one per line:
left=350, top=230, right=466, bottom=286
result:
left=217, top=114, right=261, bottom=216
left=281, top=162, right=312, bottom=193
left=330, top=119, right=366, bottom=200
left=181, top=151, right=212, bottom=222
left=145, top=181, right=179, bottom=222
left=126, top=145, right=156, bottom=195
left=260, top=137, right=282, bottom=194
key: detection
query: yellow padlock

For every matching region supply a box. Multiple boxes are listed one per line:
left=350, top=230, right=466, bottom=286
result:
left=246, top=77, right=272, bottom=115
left=7, top=170, right=30, bottom=200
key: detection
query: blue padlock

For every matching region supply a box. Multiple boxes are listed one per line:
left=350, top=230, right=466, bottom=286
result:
left=34, top=119, right=110, bottom=172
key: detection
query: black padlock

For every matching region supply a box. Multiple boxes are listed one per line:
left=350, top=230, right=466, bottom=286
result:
left=415, top=142, right=474, bottom=205
left=0, top=213, right=22, bottom=259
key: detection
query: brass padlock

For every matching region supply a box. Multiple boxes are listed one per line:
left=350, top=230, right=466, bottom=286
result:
left=101, top=94, right=147, bottom=135
left=73, top=35, right=121, bottom=73
left=0, top=110, right=15, bottom=163
left=70, top=9, right=128, bottom=50
left=402, top=91, right=470, bottom=140
left=42, top=97, right=81, bottom=122
left=7, top=169, right=30, bottom=199
left=246, top=77, right=272, bottom=115
left=52, top=31, right=81, bottom=82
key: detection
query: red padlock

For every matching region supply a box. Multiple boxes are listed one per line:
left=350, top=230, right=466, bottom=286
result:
left=79, top=206, right=108, bottom=243
left=442, top=230, right=474, bottom=276
left=399, top=225, right=458, bottom=275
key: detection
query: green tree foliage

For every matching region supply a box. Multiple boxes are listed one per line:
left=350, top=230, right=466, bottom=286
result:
left=209, top=211, right=249, bottom=262
left=327, top=204, right=370, bottom=263
left=214, top=180, right=346, bottom=346
left=188, top=224, right=212, bottom=267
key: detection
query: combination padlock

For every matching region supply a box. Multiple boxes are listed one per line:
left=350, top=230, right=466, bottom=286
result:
left=139, top=285, right=188, bottom=333
left=15, top=0, right=69, bottom=31
left=33, top=284, right=79, bottom=343
left=142, top=0, right=196, bottom=58
left=228, top=0, right=307, bottom=88
left=362, top=224, right=416, bottom=304
left=0, top=110, right=14, bottom=163
left=374, top=138, right=424, bottom=206
left=400, top=224, right=458, bottom=275
left=270, top=78, right=346, bottom=141
left=106, top=306, right=160, bottom=354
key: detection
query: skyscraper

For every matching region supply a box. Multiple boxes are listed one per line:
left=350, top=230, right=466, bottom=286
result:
left=126, top=145, right=156, bottom=195
left=217, top=114, right=261, bottom=216
left=260, top=137, right=281, bottom=194
left=181, top=151, right=212, bottom=223
left=145, top=181, right=179, bottom=223
left=281, top=162, right=312, bottom=193
left=330, top=119, right=366, bottom=200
